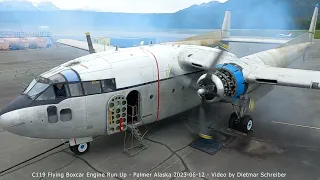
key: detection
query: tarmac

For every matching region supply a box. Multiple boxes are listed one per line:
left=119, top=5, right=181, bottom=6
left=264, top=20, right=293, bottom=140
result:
left=0, top=40, right=320, bottom=180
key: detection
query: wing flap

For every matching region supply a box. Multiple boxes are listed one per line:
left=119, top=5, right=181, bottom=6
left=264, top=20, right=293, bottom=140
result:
left=57, top=39, right=116, bottom=52
left=246, top=66, right=320, bottom=90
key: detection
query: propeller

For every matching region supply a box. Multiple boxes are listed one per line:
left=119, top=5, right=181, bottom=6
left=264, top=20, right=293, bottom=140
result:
left=205, top=45, right=225, bottom=73
left=171, top=44, right=228, bottom=139
left=249, top=98, right=255, bottom=111
left=197, top=89, right=214, bottom=139
left=170, top=43, right=227, bottom=91
left=171, top=43, right=255, bottom=138
left=196, top=46, right=225, bottom=139
left=85, top=32, right=96, bottom=54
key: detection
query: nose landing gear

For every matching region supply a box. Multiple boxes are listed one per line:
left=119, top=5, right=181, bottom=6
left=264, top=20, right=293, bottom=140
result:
left=228, top=95, right=254, bottom=134
left=68, top=137, right=93, bottom=155
left=69, top=142, right=91, bottom=155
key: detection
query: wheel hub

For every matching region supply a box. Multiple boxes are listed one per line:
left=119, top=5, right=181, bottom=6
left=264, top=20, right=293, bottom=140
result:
left=247, top=120, right=253, bottom=130
left=78, top=143, right=87, bottom=153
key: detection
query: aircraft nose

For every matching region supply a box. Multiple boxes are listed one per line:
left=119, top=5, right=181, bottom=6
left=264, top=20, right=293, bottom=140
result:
left=0, top=95, right=31, bottom=132
left=0, top=95, right=32, bottom=117
left=0, top=110, right=23, bottom=131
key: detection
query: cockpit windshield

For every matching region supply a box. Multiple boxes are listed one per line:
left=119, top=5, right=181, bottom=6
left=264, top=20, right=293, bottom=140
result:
left=23, top=77, right=52, bottom=99
left=22, top=79, right=37, bottom=95
left=27, top=82, right=50, bottom=99
left=22, top=70, right=80, bottom=100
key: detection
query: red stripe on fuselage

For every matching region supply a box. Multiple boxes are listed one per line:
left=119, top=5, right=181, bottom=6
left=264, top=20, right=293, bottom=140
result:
left=143, top=49, right=160, bottom=121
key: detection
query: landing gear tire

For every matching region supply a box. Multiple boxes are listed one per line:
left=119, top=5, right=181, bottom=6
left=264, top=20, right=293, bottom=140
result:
left=228, top=112, right=238, bottom=129
left=239, top=115, right=253, bottom=133
left=69, top=145, right=74, bottom=152
left=72, top=142, right=90, bottom=155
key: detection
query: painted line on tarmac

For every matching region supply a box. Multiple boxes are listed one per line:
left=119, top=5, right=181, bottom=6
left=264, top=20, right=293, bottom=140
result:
left=271, top=121, right=320, bottom=130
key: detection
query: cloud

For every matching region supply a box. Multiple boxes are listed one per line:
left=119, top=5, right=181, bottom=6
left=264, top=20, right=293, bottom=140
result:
left=18, top=0, right=228, bottom=13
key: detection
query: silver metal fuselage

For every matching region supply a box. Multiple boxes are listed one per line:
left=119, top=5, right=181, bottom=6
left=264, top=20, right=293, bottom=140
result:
left=0, top=41, right=311, bottom=140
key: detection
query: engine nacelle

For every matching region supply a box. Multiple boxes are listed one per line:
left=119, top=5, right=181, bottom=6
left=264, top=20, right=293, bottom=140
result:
left=197, top=63, right=248, bottom=103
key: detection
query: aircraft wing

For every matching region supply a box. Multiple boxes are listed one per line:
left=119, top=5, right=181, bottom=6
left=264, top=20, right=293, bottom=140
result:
left=176, top=46, right=320, bottom=90
left=246, top=66, right=320, bottom=90
left=57, top=39, right=116, bottom=52
left=222, top=37, right=292, bottom=45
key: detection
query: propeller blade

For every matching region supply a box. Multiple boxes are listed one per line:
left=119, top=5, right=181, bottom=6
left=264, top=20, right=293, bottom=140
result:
left=170, top=67, right=198, bottom=90
left=198, top=104, right=207, bottom=133
left=85, top=32, right=96, bottom=54
left=206, top=48, right=225, bottom=74
left=197, top=99, right=213, bottom=139
left=249, top=99, right=255, bottom=111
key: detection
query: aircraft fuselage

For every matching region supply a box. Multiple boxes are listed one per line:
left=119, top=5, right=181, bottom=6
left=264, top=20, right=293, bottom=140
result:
left=0, top=41, right=311, bottom=140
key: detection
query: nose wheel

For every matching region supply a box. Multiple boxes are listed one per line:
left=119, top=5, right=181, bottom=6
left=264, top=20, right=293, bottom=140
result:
left=69, top=142, right=90, bottom=155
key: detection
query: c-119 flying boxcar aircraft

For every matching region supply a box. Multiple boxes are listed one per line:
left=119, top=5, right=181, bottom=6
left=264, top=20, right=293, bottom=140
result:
left=0, top=5, right=319, bottom=155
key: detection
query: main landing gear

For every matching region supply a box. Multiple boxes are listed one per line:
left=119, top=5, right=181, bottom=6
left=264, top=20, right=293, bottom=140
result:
left=228, top=95, right=253, bottom=134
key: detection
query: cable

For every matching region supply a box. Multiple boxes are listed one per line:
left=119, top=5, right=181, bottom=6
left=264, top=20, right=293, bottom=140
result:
left=0, top=141, right=68, bottom=176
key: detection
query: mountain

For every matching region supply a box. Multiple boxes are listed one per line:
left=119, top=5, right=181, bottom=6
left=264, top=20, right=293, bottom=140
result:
left=0, top=0, right=318, bottom=30
left=180, top=1, right=222, bottom=12
left=174, top=0, right=320, bottom=29
left=0, top=1, right=59, bottom=11
left=0, top=1, right=36, bottom=11
left=179, top=0, right=319, bottom=18
left=36, top=2, right=59, bottom=11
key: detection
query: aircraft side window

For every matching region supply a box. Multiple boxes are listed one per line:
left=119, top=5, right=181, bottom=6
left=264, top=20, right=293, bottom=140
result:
left=47, top=106, right=58, bottom=124
left=36, top=86, right=56, bottom=101
left=82, top=81, right=102, bottom=95
left=69, top=83, right=83, bottom=97
left=101, top=78, right=117, bottom=93
left=60, top=109, right=72, bottom=122
left=53, top=84, right=69, bottom=98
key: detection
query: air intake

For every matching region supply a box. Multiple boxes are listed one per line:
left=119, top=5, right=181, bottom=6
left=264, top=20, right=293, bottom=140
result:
left=255, top=79, right=278, bottom=84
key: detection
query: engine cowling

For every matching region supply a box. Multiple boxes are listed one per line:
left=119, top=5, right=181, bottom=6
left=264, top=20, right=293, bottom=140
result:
left=196, top=63, right=248, bottom=103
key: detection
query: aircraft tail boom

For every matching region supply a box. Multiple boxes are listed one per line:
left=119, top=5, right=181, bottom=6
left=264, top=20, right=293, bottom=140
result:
left=221, top=11, right=231, bottom=39
left=309, top=4, right=319, bottom=42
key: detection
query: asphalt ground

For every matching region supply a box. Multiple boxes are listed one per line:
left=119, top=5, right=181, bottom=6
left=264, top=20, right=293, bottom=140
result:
left=0, top=40, right=319, bottom=180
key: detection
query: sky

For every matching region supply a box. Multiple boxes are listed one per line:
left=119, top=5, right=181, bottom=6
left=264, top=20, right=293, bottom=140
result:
left=20, top=0, right=228, bottom=13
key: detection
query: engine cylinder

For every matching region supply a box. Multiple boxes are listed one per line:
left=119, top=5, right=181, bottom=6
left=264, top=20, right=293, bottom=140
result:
left=196, top=63, right=247, bottom=103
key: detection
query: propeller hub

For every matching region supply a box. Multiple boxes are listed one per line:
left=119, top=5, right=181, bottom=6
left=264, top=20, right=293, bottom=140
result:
left=196, top=73, right=225, bottom=103
left=197, top=88, right=206, bottom=96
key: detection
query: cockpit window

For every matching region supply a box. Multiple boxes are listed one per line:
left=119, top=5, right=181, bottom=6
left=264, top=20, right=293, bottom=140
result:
left=22, top=79, right=37, bottom=95
left=60, top=69, right=80, bottom=82
left=49, top=73, right=66, bottom=83
left=101, top=78, right=116, bottom=92
left=53, top=84, right=69, bottom=98
left=69, top=83, right=83, bottom=96
left=83, top=81, right=102, bottom=95
left=27, top=82, right=50, bottom=100
left=36, top=86, right=56, bottom=101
